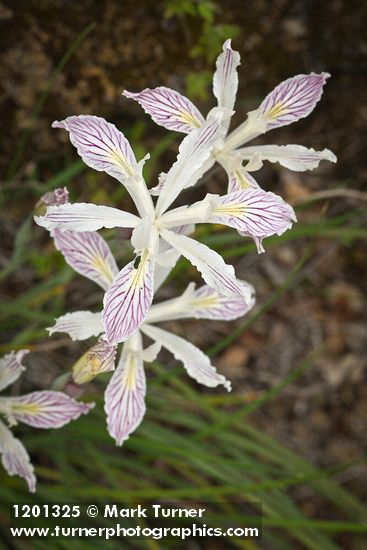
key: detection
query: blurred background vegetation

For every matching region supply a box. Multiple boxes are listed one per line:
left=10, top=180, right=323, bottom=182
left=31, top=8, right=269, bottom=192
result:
left=0, top=0, right=366, bottom=548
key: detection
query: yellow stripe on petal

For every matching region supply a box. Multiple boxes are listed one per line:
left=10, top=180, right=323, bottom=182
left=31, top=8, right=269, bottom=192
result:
left=234, top=170, right=253, bottom=190
left=105, top=332, right=146, bottom=446
left=12, top=402, right=41, bottom=416
left=130, top=249, right=151, bottom=289
left=109, top=150, right=135, bottom=177
left=213, top=201, right=247, bottom=217
left=102, top=251, right=155, bottom=345
left=92, top=255, right=116, bottom=286
left=191, top=294, right=218, bottom=311
left=265, top=101, right=288, bottom=120
left=123, top=87, right=205, bottom=134
left=121, top=353, right=138, bottom=391
left=178, top=110, right=202, bottom=129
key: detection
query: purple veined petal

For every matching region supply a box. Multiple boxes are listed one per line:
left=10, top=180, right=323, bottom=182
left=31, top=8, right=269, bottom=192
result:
left=0, top=420, right=36, bottom=492
left=188, top=283, right=256, bottom=321
left=102, top=251, right=154, bottom=345
left=104, top=332, right=146, bottom=446
left=141, top=324, right=231, bottom=391
left=213, top=39, right=241, bottom=114
left=239, top=144, right=337, bottom=172
left=147, top=280, right=255, bottom=324
left=160, top=229, right=251, bottom=301
left=4, top=392, right=94, bottom=429
left=0, top=350, right=28, bottom=392
left=52, top=116, right=154, bottom=218
left=35, top=202, right=140, bottom=233
left=52, top=115, right=138, bottom=181
left=48, top=311, right=104, bottom=341
left=155, top=112, right=226, bottom=216
left=258, top=72, right=330, bottom=130
left=72, top=339, right=116, bottom=384
left=210, top=190, right=296, bottom=250
left=52, top=229, right=119, bottom=290
left=123, top=87, right=205, bottom=134
left=38, top=187, right=69, bottom=207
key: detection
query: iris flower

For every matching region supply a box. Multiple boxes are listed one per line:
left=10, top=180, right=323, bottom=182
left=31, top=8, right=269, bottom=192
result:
left=43, top=196, right=254, bottom=445
left=0, top=350, right=93, bottom=492
left=124, top=39, right=336, bottom=194
left=35, top=111, right=294, bottom=345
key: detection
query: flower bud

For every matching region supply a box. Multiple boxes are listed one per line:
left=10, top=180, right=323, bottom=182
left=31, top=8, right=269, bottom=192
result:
left=72, top=340, right=116, bottom=385
left=35, top=187, right=69, bottom=216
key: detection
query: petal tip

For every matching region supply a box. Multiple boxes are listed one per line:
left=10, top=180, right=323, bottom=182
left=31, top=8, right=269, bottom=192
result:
left=115, top=434, right=128, bottom=447
left=34, top=214, right=45, bottom=227
left=224, top=380, right=232, bottom=392
left=324, top=149, right=337, bottom=163
left=309, top=71, right=330, bottom=83
left=123, top=90, right=137, bottom=98
left=17, top=349, right=30, bottom=361
left=84, top=401, right=96, bottom=413
left=51, top=120, right=66, bottom=129
left=27, top=474, right=37, bottom=493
